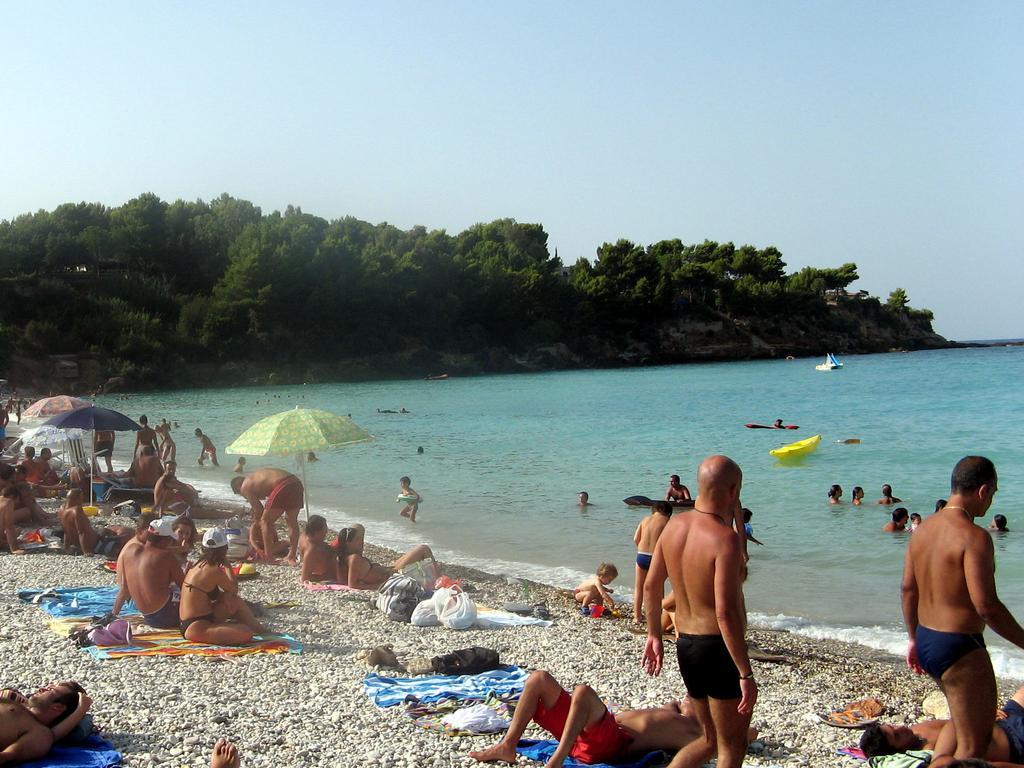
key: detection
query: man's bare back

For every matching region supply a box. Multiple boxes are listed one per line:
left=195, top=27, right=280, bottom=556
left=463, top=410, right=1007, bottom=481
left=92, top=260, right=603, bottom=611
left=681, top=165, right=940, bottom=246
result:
left=118, top=541, right=181, bottom=614
left=238, top=468, right=293, bottom=501
left=908, top=510, right=991, bottom=634
left=635, top=514, right=670, bottom=555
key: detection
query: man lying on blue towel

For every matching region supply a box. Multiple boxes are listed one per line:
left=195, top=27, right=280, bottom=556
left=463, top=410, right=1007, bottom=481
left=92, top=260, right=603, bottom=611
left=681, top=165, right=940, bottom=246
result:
left=470, top=670, right=758, bottom=767
left=0, top=682, right=92, bottom=764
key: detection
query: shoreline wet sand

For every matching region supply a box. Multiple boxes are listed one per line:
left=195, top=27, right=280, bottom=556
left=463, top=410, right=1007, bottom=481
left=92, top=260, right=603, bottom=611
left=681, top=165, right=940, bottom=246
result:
left=3, top=499, right=1016, bottom=768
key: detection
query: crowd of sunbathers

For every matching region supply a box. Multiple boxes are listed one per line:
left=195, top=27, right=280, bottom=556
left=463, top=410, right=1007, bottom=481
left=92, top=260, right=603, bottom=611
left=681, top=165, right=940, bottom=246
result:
left=2, top=406, right=1021, bottom=768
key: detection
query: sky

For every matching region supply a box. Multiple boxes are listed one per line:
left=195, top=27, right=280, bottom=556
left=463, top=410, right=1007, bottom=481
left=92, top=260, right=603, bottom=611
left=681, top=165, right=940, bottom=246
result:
left=1, top=2, right=1020, bottom=339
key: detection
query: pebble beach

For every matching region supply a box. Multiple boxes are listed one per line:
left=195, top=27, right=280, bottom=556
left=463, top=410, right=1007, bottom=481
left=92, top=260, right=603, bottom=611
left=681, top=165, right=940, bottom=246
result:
left=4, top=500, right=1016, bottom=768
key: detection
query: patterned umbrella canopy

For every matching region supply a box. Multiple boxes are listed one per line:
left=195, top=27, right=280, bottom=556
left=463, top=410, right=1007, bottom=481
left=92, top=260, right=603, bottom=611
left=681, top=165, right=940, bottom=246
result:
left=23, top=396, right=91, bottom=419
left=226, top=408, right=372, bottom=456
left=18, top=424, right=86, bottom=448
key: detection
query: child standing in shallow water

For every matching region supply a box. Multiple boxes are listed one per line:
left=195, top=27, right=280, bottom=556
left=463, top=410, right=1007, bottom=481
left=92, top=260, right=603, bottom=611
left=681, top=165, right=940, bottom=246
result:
left=397, top=476, right=421, bottom=523
left=575, top=563, right=618, bottom=609
left=633, top=501, right=673, bottom=624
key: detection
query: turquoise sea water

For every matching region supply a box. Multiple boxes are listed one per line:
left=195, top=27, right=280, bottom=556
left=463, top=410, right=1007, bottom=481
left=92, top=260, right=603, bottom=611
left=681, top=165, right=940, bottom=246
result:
left=91, top=346, right=1024, bottom=675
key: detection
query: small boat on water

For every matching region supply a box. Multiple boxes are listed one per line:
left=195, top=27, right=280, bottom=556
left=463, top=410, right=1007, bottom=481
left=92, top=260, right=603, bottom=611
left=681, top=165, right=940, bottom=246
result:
left=815, top=353, right=844, bottom=371
left=769, top=434, right=822, bottom=459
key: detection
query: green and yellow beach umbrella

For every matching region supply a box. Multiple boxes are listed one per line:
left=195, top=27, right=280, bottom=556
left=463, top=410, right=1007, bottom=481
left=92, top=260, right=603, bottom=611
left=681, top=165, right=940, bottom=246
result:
left=226, top=407, right=373, bottom=518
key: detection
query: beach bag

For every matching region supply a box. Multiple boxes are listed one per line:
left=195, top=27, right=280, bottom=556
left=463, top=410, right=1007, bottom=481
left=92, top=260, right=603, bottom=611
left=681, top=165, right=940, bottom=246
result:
left=375, top=573, right=426, bottom=622
left=431, top=647, right=500, bottom=675
left=411, top=598, right=440, bottom=627
left=87, top=618, right=133, bottom=647
left=438, top=589, right=477, bottom=630
left=224, top=517, right=250, bottom=561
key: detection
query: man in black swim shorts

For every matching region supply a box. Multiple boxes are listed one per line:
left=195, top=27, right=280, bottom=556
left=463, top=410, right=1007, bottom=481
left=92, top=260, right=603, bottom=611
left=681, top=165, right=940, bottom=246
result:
left=642, top=456, right=755, bottom=768
left=902, top=456, right=1024, bottom=767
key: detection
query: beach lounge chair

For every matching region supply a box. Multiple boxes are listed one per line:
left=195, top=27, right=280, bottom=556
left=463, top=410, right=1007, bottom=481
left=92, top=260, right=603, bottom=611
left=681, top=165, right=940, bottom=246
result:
left=99, top=481, right=155, bottom=504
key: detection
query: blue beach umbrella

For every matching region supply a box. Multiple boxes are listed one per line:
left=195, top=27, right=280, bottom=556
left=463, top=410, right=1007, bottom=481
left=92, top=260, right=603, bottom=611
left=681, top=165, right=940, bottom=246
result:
left=44, top=406, right=141, bottom=504
left=44, top=406, right=141, bottom=432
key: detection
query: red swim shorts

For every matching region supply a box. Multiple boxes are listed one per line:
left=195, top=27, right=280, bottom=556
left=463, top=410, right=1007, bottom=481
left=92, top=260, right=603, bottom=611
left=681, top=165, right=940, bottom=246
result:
left=265, top=476, right=304, bottom=513
left=533, top=689, right=633, bottom=764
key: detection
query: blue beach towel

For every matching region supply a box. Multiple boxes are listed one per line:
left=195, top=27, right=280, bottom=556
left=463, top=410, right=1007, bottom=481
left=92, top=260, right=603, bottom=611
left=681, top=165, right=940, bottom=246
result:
left=18, top=735, right=121, bottom=768
left=516, top=740, right=668, bottom=768
left=364, top=666, right=529, bottom=708
left=18, top=587, right=138, bottom=618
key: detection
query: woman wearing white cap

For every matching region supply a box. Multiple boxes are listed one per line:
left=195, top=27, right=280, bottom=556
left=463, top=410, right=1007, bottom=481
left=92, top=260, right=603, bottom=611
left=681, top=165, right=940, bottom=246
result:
left=179, top=527, right=265, bottom=645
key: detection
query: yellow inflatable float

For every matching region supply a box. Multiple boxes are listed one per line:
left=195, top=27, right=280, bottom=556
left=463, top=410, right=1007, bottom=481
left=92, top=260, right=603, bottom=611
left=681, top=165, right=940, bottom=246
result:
left=769, top=434, right=822, bottom=459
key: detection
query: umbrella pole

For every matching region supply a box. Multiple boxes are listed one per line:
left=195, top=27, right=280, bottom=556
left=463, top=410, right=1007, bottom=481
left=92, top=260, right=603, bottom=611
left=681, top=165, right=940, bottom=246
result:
left=300, top=453, right=310, bottom=522
left=90, top=430, right=95, bottom=506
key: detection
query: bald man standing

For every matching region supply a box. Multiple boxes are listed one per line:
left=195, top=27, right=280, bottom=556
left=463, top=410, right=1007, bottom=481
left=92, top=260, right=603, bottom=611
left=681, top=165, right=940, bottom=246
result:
left=641, top=456, right=755, bottom=768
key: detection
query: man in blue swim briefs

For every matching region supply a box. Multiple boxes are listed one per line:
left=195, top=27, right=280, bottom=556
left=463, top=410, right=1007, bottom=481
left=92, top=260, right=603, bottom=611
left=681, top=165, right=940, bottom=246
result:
left=901, top=456, right=1024, bottom=767
left=632, top=500, right=673, bottom=624
left=112, top=517, right=184, bottom=628
left=642, top=456, right=756, bottom=768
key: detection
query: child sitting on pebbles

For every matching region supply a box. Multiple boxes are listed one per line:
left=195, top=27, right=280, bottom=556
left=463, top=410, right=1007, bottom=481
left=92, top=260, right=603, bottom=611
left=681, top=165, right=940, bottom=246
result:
left=574, top=563, right=618, bottom=610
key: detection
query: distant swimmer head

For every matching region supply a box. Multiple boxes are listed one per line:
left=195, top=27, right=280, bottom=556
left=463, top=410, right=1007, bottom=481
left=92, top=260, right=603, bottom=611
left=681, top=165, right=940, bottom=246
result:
left=881, top=484, right=893, bottom=496
left=828, top=484, right=843, bottom=499
left=417, top=446, right=424, bottom=454
left=935, top=498, right=947, bottom=512
left=993, top=514, right=1008, bottom=531
left=852, top=486, right=864, bottom=500
left=909, top=512, right=922, bottom=526
left=578, top=491, right=590, bottom=505
left=892, top=507, right=909, bottom=524
left=652, top=500, right=673, bottom=517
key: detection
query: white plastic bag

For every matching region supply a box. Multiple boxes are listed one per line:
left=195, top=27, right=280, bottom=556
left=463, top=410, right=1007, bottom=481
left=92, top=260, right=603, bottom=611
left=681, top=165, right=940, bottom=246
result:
left=441, top=703, right=510, bottom=733
left=411, top=598, right=440, bottom=627
left=439, top=590, right=477, bottom=630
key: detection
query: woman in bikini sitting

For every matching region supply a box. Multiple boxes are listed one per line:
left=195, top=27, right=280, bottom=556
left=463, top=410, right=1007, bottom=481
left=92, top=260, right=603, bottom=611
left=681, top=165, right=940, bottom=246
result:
left=332, top=524, right=439, bottom=590
left=179, top=528, right=265, bottom=645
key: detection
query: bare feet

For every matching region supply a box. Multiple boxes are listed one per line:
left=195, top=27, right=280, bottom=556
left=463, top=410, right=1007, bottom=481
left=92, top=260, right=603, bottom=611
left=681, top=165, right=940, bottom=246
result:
left=211, top=738, right=240, bottom=768
left=468, top=742, right=517, bottom=763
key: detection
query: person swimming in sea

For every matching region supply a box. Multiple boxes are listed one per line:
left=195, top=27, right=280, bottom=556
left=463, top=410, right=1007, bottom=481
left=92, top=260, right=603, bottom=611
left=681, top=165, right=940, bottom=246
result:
left=578, top=491, right=592, bottom=507
left=877, top=484, right=902, bottom=504
left=828, top=484, right=843, bottom=504
left=851, top=486, right=865, bottom=505
left=665, top=475, right=691, bottom=503
left=989, top=514, right=1009, bottom=532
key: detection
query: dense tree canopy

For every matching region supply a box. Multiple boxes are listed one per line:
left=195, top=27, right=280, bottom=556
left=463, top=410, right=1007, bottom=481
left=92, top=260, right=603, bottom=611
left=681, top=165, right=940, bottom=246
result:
left=0, top=194, right=934, bottom=386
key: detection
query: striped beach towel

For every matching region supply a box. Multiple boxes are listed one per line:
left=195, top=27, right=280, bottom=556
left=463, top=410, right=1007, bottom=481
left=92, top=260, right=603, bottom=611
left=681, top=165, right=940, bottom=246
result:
left=43, top=615, right=301, bottom=660
left=364, top=666, right=528, bottom=708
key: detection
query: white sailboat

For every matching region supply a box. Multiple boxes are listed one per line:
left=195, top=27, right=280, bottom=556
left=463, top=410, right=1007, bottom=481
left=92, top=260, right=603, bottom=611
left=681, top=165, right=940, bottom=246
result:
left=815, top=353, right=844, bottom=371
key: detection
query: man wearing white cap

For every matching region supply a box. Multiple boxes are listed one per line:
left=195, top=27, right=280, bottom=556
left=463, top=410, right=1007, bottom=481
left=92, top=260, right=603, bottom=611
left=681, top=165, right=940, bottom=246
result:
left=112, top=516, right=184, bottom=628
left=179, top=527, right=265, bottom=645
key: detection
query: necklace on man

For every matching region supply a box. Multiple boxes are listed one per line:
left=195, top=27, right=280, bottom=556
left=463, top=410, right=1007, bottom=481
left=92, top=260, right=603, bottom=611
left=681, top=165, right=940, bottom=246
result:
left=696, top=508, right=727, bottom=525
